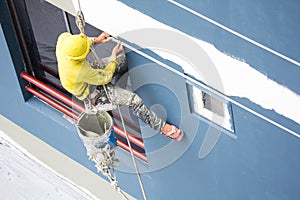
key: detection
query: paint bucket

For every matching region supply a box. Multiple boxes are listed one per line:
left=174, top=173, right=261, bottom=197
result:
left=77, top=111, right=113, bottom=148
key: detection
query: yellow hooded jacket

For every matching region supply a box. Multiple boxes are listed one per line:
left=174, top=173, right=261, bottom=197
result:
left=56, top=32, right=117, bottom=100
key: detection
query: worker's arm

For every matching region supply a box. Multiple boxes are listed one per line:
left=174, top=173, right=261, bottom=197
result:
left=82, top=57, right=117, bottom=85
left=82, top=42, right=123, bottom=85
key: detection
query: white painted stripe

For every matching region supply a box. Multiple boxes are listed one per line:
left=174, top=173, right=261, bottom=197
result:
left=48, top=0, right=300, bottom=138
left=114, top=37, right=300, bottom=139
left=168, top=0, right=300, bottom=67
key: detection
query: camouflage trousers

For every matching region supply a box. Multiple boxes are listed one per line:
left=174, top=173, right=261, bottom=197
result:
left=87, top=52, right=165, bottom=131
left=87, top=84, right=165, bottom=132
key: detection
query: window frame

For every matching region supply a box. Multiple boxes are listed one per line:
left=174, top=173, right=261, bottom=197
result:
left=2, top=0, right=147, bottom=162
left=186, top=80, right=236, bottom=137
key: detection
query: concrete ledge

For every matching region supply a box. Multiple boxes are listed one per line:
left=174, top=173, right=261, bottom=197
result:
left=0, top=114, right=135, bottom=200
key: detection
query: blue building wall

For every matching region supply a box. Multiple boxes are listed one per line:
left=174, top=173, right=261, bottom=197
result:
left=116, top=1, right=300, bottom=199
left=122, top=52, right=300, bottom=200
left=1, top=1, right=300, bottom=200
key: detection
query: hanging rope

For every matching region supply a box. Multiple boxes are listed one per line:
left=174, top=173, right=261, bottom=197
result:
left=75, top=0, right=85, bottom=34
left=95, top=32, right=149, bottom=200
left=116, top=104, right=148, bottom=200
left=75, top=1, right=148, bottom=199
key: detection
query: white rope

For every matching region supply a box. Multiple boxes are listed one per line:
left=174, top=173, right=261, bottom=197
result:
left=117, top=106, right=148, bottom=200
left=103, top=83, right=148, bottom=200
left=77, top=0, right=82, bottom=12
left=75, top=1, right=148, bottom=199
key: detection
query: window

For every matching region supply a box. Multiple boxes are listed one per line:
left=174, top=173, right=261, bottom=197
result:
left=186, top=81, right=235, bottom=135
left=4, top=0, right=146, bottom=161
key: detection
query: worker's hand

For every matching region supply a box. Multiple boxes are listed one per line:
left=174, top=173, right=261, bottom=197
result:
left=94, top=32, right=111, bottom=44
left=111, top=42, right=123, bottom=57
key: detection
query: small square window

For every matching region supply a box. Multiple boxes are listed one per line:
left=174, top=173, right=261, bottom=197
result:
left=186, top=82, right=235, bottom=134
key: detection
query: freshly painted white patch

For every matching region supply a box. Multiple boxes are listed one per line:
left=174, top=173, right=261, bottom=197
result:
left=68, top=0, right=300, bottom=126
left=71, top=0, right=167, bottom=35
left=197, top=41, right=300, bottom=125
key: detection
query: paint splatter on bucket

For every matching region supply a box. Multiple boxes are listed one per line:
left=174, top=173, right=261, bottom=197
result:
left=77, top=111, right=113, bottom=147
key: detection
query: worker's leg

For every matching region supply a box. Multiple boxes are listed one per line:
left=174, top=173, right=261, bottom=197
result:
left=95, top=85, right=184, bottom=141
left=106, top=85, right=165, bottom=131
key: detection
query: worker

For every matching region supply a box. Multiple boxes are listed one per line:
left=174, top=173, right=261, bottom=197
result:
left=56, top=32, right=184, bottom=141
